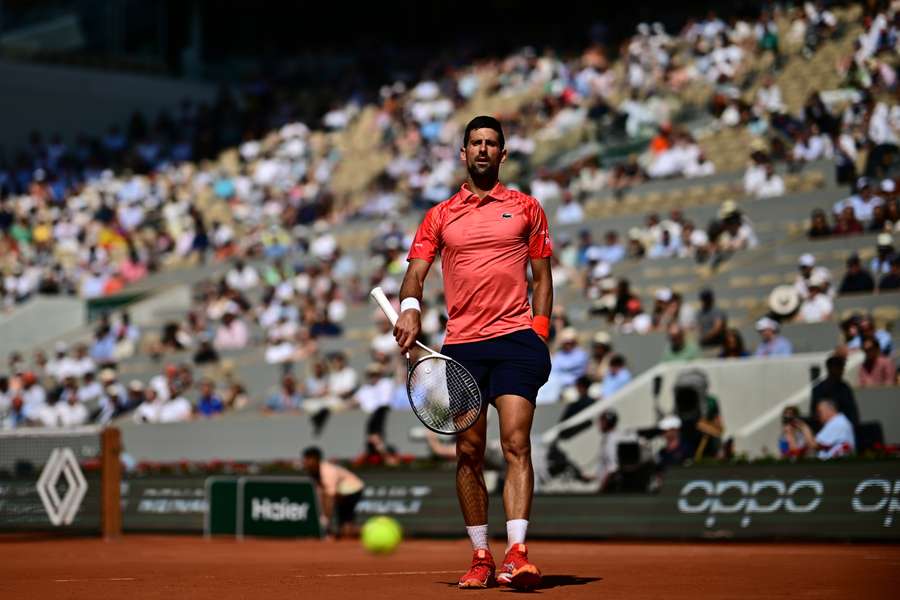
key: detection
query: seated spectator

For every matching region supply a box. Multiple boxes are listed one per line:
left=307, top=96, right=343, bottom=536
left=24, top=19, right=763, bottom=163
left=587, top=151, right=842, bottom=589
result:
left=754, top=163, right=785, bottom=198
left=213, top=311, right=249, bottom=350
left=266, top=375, right=303, bottom=412
left=858, top=337, right=897, bottom=387
left=196, top=379, right=224, bottom=417
left=648, top=228, right=680, bottom=259
left=834, top=178, right=883, bottom=224
left=719, top=328, right=749, bottom=358
left=811, top=355, right=858, bottom=428
left=326, top=352, right=358, bottom=401
left=753, top=317, right=793, bottom=357
left=807, top=209, right=832, bottom=238
left=601, top=354, right=632, bottom=398
left=592, top=231, right=626, bottom=265
left=871, top=233, right=896, bottom=277
left=555, top=193, right=584, bottom=225
left=556, top=376, right=596, bottom=440
left=798, top=399, right=855, bottom=459
left=832, top=205, right=864, bottom=236
left=655, top=415, right=688, bottom=471
left=662, top=324, right=700, bottom=362
left=879, top=256, right=900, bottom=291
left=225, top=259, right=260, bottom=292
left=586, top=331, right=613, bottom=381
left=133, top=388, right=164, bottom=423
left=56, top=382, right=90, bottom=427
left=159, top=390, right=193, bottom=422
left=838, top=254, right=875, bottom=295
left=697, top=289, right=727, bottom=348
left=797, top=272, right=833, bottom=323
left=778, top=405, right=808, bottom=458
left=550, top=328, right=589, bottom=388
left=793, top=253, right=832, bottom=300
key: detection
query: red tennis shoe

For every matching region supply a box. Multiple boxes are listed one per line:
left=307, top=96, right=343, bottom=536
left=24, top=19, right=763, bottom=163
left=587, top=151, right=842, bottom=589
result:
left=458, top=548, right=496, bottom=589
left=497, top=543, right=541, bottom=590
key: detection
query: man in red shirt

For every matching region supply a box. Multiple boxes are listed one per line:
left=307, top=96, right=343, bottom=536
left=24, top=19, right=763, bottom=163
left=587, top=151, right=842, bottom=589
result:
left=394, top=116, right=552, bottom=590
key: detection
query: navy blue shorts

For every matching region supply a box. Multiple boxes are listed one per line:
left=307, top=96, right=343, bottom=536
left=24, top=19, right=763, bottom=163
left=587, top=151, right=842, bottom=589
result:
left=441, top=328, right=551, bottom=405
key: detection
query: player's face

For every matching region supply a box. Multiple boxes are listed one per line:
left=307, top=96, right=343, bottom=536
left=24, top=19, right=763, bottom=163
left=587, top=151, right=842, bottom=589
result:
left=461, top=128, right=506, bottom=180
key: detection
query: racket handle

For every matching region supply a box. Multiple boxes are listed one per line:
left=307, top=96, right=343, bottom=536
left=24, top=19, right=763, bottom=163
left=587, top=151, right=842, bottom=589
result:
left=370, top=286, right=399, bottom=325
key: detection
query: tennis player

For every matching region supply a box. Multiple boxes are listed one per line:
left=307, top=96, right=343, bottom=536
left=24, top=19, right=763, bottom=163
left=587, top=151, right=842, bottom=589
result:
left=394, top=115, right=552, bottom=590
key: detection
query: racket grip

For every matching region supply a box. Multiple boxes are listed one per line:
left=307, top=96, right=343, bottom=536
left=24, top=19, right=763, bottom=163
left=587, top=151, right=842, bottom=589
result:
left=370, top=286, right=399, bottom=325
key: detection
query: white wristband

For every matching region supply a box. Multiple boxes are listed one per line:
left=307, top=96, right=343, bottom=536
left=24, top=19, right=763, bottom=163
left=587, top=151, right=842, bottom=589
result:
left=400, top=297, right=421, bottom=313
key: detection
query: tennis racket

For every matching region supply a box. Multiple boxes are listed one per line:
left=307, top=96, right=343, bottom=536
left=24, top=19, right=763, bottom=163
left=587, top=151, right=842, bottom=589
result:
left=370, top=287, right=483, bottom=434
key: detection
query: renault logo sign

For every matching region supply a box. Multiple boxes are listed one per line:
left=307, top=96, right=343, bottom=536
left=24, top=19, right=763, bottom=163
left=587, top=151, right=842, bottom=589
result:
left=36, top=447, right=88, bottom=526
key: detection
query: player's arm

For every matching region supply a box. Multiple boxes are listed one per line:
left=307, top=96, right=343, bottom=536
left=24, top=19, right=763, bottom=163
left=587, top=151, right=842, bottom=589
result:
left=395, top=258, right=432, bottom=353
left=530, top=256, right=553, bottom=342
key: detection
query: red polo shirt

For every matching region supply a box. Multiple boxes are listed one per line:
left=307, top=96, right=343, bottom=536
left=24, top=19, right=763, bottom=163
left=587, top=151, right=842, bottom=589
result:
left=408, top=181, right=552, bottom=344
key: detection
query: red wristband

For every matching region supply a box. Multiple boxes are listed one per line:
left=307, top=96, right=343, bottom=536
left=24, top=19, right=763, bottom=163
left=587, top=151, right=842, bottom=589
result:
left=532, top=315, right=550, bottom=339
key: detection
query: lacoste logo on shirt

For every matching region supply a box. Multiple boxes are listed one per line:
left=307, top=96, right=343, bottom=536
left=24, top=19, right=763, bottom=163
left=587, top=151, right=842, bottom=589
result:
left=501, top=213, right=513, bottom=219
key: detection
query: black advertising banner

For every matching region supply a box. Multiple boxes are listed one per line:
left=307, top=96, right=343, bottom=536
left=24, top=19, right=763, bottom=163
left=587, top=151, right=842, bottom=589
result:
left=90, top=461, right=900, bottom=540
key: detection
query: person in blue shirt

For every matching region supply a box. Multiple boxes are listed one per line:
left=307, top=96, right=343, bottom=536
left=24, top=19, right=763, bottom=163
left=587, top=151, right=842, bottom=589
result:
left=196, top=378, right=224, bottom=417
left=601, top=354, right=632, bottom=399
left=550, top=327, right=589, bottom=387
left=753, top=317, right=793, bottom=357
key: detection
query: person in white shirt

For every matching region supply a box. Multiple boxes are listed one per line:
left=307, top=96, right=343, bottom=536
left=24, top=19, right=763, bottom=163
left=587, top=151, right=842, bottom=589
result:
left=214, top=312, right=249, bottom=350
left=224, top=259, right=259, bottom=292
left=46, top=343, right=76, bottom=382
left=743, top=155, right=768, bottom=196
left=159, top=394, right=193, bottom=422
left=555, top=194, right=584, bottom=225
left=134, top=388, right=164, bottom=423
left=326, top=352, right=358, bottom=401
left=371, top=318, right=398, bottom=357
left=798, top=399, right=855, bottom=459
left=56, top=390, right=89, bottom=427
left=797, top=273, right=833, bottom=323
left=353, top=365, right=394, bottom=414
left=755, top=163, right=785, bottom=198
left=793, top=254, right=834, bottom=300
left=69, top=344, right=96, bottom=379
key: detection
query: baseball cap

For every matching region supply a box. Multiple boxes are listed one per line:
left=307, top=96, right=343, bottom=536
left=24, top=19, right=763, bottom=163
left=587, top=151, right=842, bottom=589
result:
left=798, top=253, right=815, bottom=267
left=592, top=331, right=612, bottom=346
left=655, top=288, right=673, bottom=302
left=877, top=233, right=893, bottom=247
left=881, top=179, right=896, bottom=193
left=809, top=270, right=828, bottom=287
left=718, top=200, right=739, bottom=219
left=54, top=341, right=68, bottom=354
left=559, top=327, right=579, bottom=343
left=659, top=415, right=682, bottom=431
left=857, top=176, right=871, bottom=190
left=755, top=316, right=780, bottom=332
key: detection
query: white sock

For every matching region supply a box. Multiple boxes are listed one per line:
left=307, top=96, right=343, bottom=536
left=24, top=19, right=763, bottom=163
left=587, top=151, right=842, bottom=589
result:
left=466, top=524, right=489, bottom=551
left=506, top=519, right=528, bottom=550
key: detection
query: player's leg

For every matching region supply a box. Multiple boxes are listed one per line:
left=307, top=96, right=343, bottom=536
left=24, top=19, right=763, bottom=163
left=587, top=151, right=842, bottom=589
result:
left=494, top=394, right=541, bottom=589
left=489, top=330, right=549, bottom=590
left=494, top=394, right=535, bottom=523
left=455, top=408, right=496, bottom=588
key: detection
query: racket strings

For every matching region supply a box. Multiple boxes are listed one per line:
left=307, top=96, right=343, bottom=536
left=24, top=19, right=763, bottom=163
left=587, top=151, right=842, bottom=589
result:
left=408, top=357, right=481, bottom=433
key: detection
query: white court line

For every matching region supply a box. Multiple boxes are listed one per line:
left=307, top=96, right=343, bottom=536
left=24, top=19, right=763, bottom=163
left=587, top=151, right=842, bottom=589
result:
left=296, top=570, right=459, bottom=578
left=54, top=578, right=136, bottom=583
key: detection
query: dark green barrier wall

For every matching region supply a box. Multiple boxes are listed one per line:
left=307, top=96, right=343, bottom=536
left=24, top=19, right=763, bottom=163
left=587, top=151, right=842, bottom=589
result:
left=117, top=461, right=900, bottom=540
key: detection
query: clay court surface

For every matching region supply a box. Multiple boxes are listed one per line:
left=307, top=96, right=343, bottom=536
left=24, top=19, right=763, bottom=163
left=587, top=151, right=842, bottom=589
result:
left=1, top=535, right=898, bottom=599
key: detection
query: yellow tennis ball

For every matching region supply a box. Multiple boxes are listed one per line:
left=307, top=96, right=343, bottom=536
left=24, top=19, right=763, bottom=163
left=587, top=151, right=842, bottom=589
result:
left=361, top=516, right=403, bottom=555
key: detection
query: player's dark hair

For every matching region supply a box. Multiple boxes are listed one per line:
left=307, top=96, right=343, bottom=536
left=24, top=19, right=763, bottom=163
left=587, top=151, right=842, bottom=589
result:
left=302, top=446, right=322, bottom=460
left=610, top=354, right=626, bottom=368
left=463, top=115, right=505, bottom=149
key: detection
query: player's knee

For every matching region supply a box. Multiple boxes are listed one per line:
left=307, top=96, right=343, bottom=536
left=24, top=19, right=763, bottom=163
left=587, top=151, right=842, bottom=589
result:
left=501, top=436, right=531, bottom=464
left=457, top=438, right=485, bottom=463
